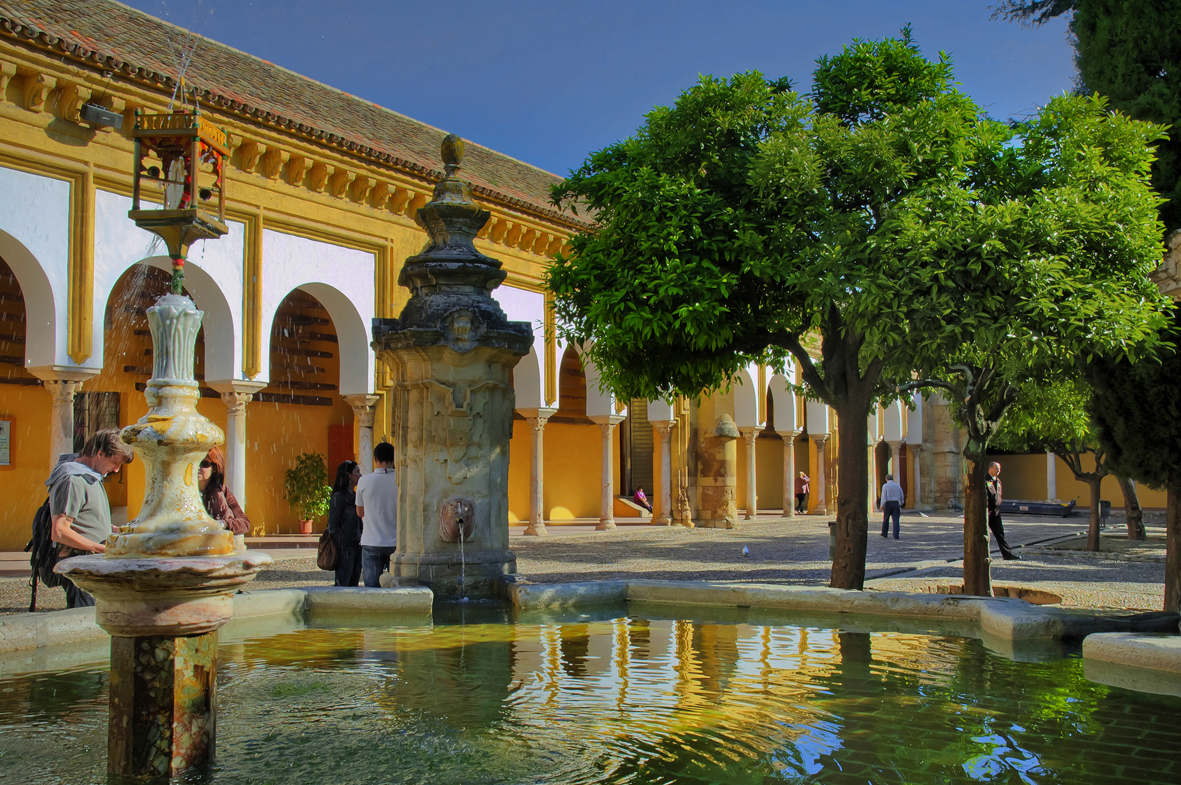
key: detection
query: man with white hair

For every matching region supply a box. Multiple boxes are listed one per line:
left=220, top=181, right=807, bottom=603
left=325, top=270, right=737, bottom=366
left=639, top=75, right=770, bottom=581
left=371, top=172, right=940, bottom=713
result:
left=879, top=473, right=905, bottom=539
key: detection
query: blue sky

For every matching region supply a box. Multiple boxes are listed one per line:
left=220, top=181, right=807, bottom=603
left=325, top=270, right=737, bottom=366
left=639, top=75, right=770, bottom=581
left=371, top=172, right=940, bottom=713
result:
left=119, top=0, right=1076, bottom=176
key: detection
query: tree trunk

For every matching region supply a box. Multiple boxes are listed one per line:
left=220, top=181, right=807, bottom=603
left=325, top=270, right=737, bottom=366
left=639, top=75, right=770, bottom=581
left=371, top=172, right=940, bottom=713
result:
left=1117, top=475, right=1146, bottom=540
left=1085, top=476, right=1103, bottom=552
left=830, top=403, right=871, bottom=590
left=1166, top=474, right=1180, bottom=613
left=963, top=454, right=992, bottom=597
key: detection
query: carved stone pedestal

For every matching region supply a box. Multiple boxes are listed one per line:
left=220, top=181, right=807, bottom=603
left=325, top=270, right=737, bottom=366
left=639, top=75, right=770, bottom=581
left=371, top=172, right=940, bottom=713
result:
left=372, top=135, right=531, bottom=599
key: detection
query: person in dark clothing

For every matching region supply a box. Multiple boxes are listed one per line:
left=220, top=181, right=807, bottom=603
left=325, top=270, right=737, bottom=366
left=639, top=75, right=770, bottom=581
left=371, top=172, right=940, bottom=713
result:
left=986, top=462, right=1020, bottom=561
left=328, top=460, right=364, bottom=587
left=198, top=447, right=251, bottom=534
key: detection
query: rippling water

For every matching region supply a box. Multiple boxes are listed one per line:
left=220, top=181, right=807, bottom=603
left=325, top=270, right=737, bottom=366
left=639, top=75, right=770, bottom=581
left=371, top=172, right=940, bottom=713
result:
left=1, top=604, right=1178, bottom=784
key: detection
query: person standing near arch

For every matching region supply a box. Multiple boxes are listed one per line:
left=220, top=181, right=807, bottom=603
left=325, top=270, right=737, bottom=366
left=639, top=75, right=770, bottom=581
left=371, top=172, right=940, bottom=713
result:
left=356, top=441, right=399, bottom=587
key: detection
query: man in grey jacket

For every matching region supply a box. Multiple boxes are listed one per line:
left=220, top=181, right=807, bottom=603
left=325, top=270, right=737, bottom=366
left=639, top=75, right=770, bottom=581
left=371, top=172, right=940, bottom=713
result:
left=47, top=429, right=134, bottom=608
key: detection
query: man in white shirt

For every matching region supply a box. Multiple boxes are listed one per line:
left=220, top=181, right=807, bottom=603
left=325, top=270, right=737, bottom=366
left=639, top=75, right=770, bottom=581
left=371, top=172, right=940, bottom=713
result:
left=355, top=441, right=399, bottom=587
left=879, top=473, right=905, bottom=540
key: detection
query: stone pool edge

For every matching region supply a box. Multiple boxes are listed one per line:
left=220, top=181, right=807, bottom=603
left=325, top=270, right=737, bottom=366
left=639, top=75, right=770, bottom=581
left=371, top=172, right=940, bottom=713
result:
left=507, top=579, right=1181, bottom=679
left=0, top=586, right=434, bottom=652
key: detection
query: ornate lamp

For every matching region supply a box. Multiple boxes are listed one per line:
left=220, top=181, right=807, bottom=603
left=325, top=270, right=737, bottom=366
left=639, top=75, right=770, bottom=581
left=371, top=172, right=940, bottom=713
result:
left=129, top=107, right=229, bottom=293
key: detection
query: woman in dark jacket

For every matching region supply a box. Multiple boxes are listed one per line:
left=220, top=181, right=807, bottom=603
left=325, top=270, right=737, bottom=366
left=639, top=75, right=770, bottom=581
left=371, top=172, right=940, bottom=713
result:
left=197, top=446, right=251, bottom=534
left=328, top=460, right=363, bottom=587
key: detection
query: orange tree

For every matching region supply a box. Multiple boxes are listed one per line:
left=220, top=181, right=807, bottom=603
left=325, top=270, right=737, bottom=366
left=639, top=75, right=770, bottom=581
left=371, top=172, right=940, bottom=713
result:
left=548, top=31, right=1167, bottom=590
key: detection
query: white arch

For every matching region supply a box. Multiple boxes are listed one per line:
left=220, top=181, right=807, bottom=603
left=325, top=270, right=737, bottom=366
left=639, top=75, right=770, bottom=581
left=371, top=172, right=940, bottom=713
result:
left=284, top=282, right=373, bottom=397
left=767, top=373, right=797, bottom=433
left=0, top=166, right=72, bottom=371
left=116, top=256, right=238, bottom=383
left=575, top=343, right=624, bottom=418
left=260, top=230, right=375, bottom=395
left=647, top=397, right=675, bottom=422
left=513, top=345, right=543, bottom=409
left=732, top=366, right=760, bottom=429
left=882, top=400, right=904, bottom=442
left=94, top=189, right=247, bottom=381
left=495, top=284, right=545, bottom=407
left=805, top=399, right=830, bottom=435
left=0, top=228, right=59, bottom=370
left=906, top=393, right=924, bottom=444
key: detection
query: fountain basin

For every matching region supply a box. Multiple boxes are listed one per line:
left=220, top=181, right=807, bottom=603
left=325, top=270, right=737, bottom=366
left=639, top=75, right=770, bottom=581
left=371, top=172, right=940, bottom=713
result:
left=55, top=553, right=272, bottom=637
left=2, top=597, right=1181, bottom=784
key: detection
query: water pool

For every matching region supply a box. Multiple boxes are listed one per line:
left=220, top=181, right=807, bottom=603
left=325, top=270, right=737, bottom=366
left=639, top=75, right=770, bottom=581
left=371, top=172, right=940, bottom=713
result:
left=0, top=603, right=1178, bottom=784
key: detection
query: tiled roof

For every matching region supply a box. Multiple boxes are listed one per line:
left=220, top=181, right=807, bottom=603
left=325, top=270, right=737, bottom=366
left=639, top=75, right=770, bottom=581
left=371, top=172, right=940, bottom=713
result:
left=0, top=0, right=587, bottom=227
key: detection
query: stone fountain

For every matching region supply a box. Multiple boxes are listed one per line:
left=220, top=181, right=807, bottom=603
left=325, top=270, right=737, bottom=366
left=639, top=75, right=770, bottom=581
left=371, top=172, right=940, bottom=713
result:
left=55, top=108, right=271, bottom=779
left=372, top=134, right=532, bottom=599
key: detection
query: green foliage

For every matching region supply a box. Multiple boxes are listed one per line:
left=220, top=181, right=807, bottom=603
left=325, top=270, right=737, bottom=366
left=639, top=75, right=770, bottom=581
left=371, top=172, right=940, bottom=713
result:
left=991, top=378, right=1094, bottom=454
left=284, top=452, right=331, bottom=521
left=549, top=31, right=1168, bottom=407
left=997, top=0, right=1181, bottom=231
left=1087, top=308, right=1181, bottom=489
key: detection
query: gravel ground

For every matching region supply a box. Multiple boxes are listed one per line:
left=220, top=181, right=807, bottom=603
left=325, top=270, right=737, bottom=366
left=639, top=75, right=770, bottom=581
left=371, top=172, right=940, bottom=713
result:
left=0, top=512, right=1169, bottom=615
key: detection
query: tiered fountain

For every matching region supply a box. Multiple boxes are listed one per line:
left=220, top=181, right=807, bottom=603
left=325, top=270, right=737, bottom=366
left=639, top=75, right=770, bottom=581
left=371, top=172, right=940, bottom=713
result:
left=372, top=134, right=532, bottom=599
left=56, top=108, right=271, bottom=779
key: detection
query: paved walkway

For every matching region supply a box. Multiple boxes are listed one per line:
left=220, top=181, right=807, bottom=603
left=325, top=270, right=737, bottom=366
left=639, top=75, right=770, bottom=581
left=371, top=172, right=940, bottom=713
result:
left=0, top=511, right=1169, bottom=615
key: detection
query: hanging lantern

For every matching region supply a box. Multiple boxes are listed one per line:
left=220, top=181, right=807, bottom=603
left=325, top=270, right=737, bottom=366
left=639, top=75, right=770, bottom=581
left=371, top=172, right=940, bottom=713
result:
left=129, top=108, right=229, bottom=293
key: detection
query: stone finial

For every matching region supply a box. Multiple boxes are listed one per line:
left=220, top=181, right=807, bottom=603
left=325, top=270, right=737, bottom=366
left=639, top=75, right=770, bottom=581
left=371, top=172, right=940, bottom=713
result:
left=441, top=133, right=464, bottom=168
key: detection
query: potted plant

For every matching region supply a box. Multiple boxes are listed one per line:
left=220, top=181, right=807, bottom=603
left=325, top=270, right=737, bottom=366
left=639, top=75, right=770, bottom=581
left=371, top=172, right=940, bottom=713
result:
left=284, top=452, right=331, bottom=534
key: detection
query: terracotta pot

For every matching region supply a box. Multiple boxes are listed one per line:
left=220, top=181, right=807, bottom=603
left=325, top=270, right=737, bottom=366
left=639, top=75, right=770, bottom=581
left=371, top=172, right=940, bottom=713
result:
left=299, top=519, right=313, bottom=535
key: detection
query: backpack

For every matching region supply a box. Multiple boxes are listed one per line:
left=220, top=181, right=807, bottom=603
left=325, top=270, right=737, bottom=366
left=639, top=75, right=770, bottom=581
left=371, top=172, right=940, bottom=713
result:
left=24, top=497, right=64, bottom=611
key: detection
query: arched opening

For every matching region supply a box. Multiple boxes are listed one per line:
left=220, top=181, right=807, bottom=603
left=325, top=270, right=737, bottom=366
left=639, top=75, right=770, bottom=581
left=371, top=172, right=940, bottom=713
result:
left=0, top=253, right=50, bottom=549
left=260, top=288, right=354, bottom=534
left=543, top=346, right=605, bottom=520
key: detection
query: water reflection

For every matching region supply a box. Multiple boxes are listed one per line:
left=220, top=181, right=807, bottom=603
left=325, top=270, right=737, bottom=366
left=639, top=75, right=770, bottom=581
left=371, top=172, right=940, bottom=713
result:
left=0, top=609, right=1179, bottom=784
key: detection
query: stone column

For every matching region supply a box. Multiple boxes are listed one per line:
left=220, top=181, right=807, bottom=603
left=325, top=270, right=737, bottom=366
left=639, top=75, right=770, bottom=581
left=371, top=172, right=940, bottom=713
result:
left=208, top=381, right=266, bottom=508
left=740, top=427, right=758, bottom=520
left=909, top=444, right=923, bottom=509
left=1046, top=452, right=1059, bottom=501
left=44, top=379, right=85, bottom=465
left=519, top=407, right=556, bottom=535
left=591, top=414, right=625, bottom=530
left=343, top=394, right=381, bottom=472
left=811, top=435, right=829, bottom=516
left=777, top=431, right=797, bottom=518
left=887, top=440, right=902, bottom=477
left=653, top=421, right=674, bottom=525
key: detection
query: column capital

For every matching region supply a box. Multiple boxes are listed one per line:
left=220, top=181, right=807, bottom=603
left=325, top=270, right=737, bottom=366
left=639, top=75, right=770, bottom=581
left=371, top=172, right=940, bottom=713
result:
left=219, top=390, right=254, bottom=413
left=206, top=379, right=268, bottom=396
left=27, top=366, right=100, bottom=383
left=738, top=426, right=759, bottom=445
left=776, top=428, right=801, bottom=442
left=589, top=413, right=626, bottom=428
left=342, top=393, right=381, bottom=427
left=517, top=407, right=557, bottom=430
left=42, top=377, right=87, bottom=403
left=653, top=420, right=674, bottom=436
left=810, top=433, right=829, bottom=446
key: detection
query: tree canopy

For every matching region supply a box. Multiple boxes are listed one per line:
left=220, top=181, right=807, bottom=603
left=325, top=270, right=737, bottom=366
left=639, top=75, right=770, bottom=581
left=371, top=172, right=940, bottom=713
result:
left=548, top=31, right=1169, bottom=590
left=995, top=0, right=1181, bottom=230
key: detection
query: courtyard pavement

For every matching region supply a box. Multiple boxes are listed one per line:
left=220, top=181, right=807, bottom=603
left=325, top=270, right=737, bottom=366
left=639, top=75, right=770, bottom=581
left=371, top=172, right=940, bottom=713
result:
left=0, top=510, right=1169, bottom=615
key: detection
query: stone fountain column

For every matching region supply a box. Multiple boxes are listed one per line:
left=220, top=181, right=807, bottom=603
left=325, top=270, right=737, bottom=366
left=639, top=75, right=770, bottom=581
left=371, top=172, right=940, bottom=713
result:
left=372, top=135, right=532, bottom=599
left=56, top=293, right=271, bottom=779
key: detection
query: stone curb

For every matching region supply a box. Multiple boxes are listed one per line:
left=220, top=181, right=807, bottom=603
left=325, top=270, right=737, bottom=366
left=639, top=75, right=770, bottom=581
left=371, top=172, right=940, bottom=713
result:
left=1083, top=632, right=1181, bottom=673
left=0, top=586, right=435, bottom=653
left=507, top=579, right=1179, bottom=646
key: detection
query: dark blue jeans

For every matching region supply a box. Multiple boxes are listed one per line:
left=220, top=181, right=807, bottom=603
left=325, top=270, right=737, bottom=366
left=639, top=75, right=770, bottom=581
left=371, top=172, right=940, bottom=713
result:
left=362, top=545, right=397, bottom=588
left=881, top=501, right=901, bottom=538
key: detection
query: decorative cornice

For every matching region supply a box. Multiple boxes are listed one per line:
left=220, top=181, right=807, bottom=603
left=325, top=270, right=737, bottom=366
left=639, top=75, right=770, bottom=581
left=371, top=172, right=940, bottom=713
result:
left=23, top=71, right=54, bottom=112
left=56, top=81, right=90, bottom=122
left=0, top=17, right=593, bottom=232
